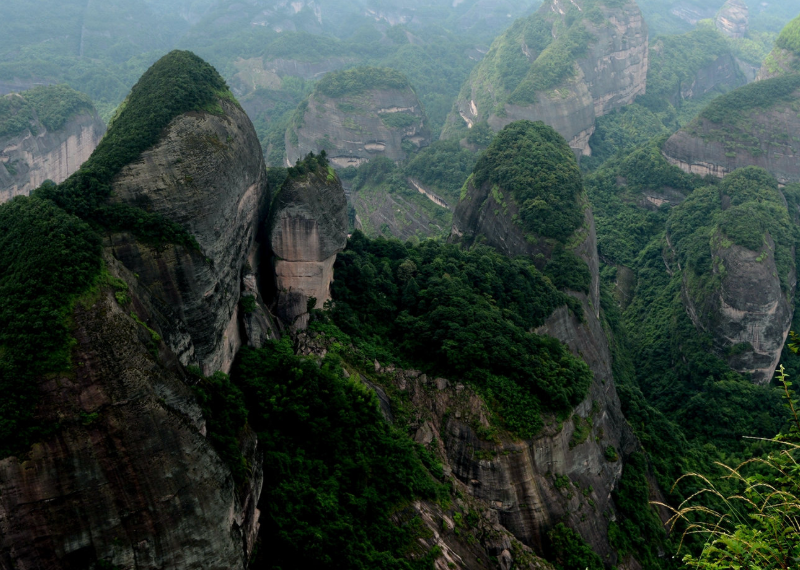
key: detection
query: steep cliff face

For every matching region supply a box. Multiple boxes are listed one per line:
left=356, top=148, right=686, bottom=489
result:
left=715, top=0, right=748, bottom=39
left=0, top=87, right=105, bottom=203
left=108, top=97, right=269, bottom=375
left=449, top=121, right=642, bottom=562
left=666, top=167, right=797, bottom=384
left=269, top=155, right=348, bottom=329
left=285, top=67, right=430, bottom=167
left=662, top=75, right=800, bottom=184
left=442, top=0, right=648, bottom=155
left=0, top=256, right=262, bottom=570
left=0, top=51, right=268, bottom=570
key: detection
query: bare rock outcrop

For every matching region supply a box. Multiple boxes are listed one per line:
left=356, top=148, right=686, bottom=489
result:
left=0, top=90, right=105, bottom=203
left=285, top=67, right=430, bottom=168
left=0, top=256, right=262, bottom=570
left=442, top=0, right=648, bottom=155
left=107, top=98, right=270, bottom=375
left=662, top=77, right=800, bottom=184
left=269, top=156, right=348, bottom=329
left=715, top=0, right=748, bottom=39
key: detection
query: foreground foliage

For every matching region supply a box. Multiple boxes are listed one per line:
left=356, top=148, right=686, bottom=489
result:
left=233, top=340, right=447, bottom=570
left=330, top=231, right=590, bottom=439
left=667, top=366, right=800, bottom=569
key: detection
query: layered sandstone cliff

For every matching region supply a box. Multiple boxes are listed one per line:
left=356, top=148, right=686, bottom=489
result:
left=0, top=89, right=105, bottom=203
left=0, top=52, right=269, bottom=569
left=108, top=98, right=270, bottom=375
left=662, top=76, right=800, bottom=184
left=442, top=0, right=648, bottom=155
left=285, top=67, right=430, bottom=167
left=269, top=155, right=348, bottom=329
left=448, top=121, right=642, bottom=563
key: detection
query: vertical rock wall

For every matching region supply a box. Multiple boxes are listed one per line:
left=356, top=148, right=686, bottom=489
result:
left=108, top=100, right=270, bottom=375
left=0, top=110, right=105, bottom=203
left=269, top=165, right=348, bottom=329
left=450, top=180, right=640, bottom=564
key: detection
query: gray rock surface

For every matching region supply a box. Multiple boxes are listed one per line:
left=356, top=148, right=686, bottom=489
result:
left=715, top=0, right=748, bottom=39
left=108, top=98, right=270, bottom=375
left=0, top=106, right=105, bottom=203
left=662, top=87, right=800, bottom=184
left=269, top=165, right=348, bottom=329
left=443, top=0, right=648, bottom=155
left=285, top=85, right=430, bottom=167
left=675, top=232, right=796, bottom=384
left=0, top=256, right=261, bottom=570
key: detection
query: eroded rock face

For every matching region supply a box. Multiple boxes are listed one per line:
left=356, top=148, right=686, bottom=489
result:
left=0, top=109, right=105, bottom=203
left=677, top=233, right=796, bottom=384
left=450, top=181, right=641, bottom=560
left=108, top=99, right=269, bottom=375
left=285, top=84, right=430, bottom=167
left=269, top=166, right=348, bottom=328
left=715, top=0, right=748, bottom=39
left=0, top=257, right=261, bottom=570
left=662, top=86, right=800, bottom=184
left=444, top=0, right=648, bottom=155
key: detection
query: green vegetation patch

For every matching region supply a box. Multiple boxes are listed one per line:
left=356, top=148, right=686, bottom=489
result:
left=0, top=85, right=94, bottom=139
left=379, top=112, right=417, bottom=129
left=547, top=523, right=604, bottom=570
left=331, top=232, right=591, bottom=438
left=234, top=339, right=447, bottom=569
left=36, top=50, right=233, bottom=248
left=0, top=196, right=103, bottom=458
left=775, top=14, right=800, bottom=56
left=699, top=74, right=800, bottom=124
left=404, top=139, right=478, bottom=202
left=316, top=66, right=411, bottom=98
left=472, top=120, right=584, bottom=243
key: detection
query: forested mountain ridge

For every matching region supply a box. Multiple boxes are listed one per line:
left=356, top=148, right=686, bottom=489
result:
left=3, top=1, right=800, bottom=569
left=442, top=0, right=648, bottom=155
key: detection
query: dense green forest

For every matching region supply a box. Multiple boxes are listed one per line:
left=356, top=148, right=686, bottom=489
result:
left=5, top=2, right=800, bottom=569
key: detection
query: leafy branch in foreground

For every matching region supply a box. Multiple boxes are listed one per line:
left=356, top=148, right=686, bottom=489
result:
left=656, top=364, right=800, bottom=569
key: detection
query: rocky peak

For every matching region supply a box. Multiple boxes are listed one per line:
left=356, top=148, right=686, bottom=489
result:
left=269, top=152, right=348, bottom=329
left=442, top=0, right=648, bottom=155
left=104, top=52, right=270, bottom=376
left=285, top=66, right=430, bottom=168
left=449, top=120, right=641, bottom=562
left=715, top=0, right=748, bottom=39
left=0, top=52, right=268, bottom=569
left=0, top=85, right=105, bottom=203
left=665, top=167, right=796, bottom=384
